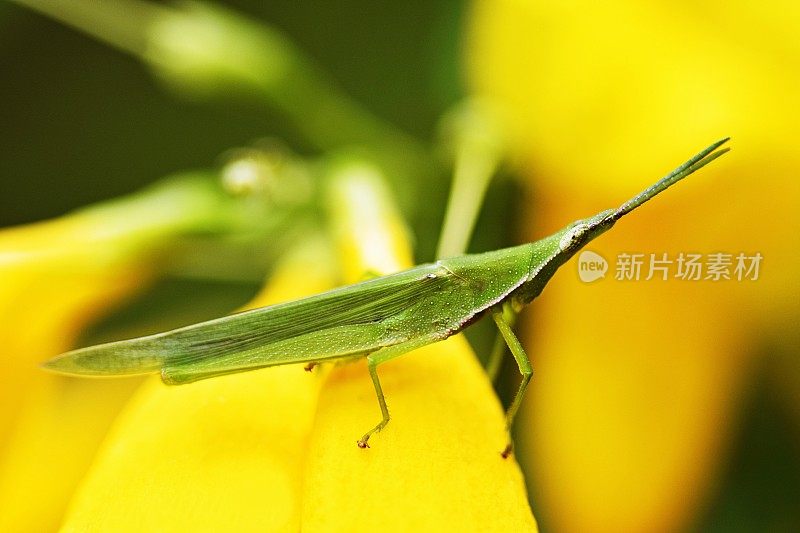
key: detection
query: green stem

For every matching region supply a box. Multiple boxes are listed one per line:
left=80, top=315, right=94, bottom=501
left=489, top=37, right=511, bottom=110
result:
left=8, top=0, right=160, bottom=56
left=436, top=142, right=500, bottom=258
left=10, top=0, right=429, bottom=211
left=435, top=101, right=505, bottom=258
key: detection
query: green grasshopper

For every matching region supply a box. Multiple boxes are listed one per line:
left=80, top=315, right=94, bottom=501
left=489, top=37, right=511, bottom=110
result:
left=43, top=139, right=729, bottom=456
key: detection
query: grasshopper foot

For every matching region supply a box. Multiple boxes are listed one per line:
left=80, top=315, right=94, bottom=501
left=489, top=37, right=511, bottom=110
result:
left=357, top=418, right=388, bottom=450
left=501, top=442, right=513, bottom=459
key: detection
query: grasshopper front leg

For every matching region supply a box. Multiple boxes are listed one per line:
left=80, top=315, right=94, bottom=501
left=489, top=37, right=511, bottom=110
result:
left=486, top=305, right=518, bottom=383
left=491, top=307, right=533, bottom=458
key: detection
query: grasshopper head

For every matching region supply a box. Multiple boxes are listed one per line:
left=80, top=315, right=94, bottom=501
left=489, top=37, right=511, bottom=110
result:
left=515, top=138, right=730, bottom=304
left=554, top=209, right=617, bottom=258
left=515, top=210, right=616, bottom=304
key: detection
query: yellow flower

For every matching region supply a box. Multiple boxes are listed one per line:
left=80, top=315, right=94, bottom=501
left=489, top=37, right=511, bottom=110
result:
left=0, top=175, right=252, bottom=532
left=467, top=1, right=799, bottom=531
left=0, top=217, right=150, bottom=532
left=55, top=159, right=537, bottom=531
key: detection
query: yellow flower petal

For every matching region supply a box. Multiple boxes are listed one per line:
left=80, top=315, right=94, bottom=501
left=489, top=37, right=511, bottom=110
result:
left=302, top=336, right=535, bottom=531
left=0, top=246, right=152, bottom=532
left=0, top=377, right=143, bottom=533
left=0, top=177, right=239, bottom=531
left=323, top=157, right=414, bottom=279
left=61, top=369, right=322, bottom=532
left=0, top=267, right=147, bottom=444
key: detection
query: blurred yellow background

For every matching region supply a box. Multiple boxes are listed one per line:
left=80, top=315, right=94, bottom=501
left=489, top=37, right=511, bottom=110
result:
left=468, top=1, right=799, bottom=531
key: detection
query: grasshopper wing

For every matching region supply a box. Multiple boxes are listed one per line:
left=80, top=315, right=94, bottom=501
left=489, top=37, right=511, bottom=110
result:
left=43, top=264, right=454, bottom=384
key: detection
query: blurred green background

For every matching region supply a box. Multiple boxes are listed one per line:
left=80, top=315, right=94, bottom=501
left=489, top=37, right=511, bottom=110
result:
left=1, top=1, right=798, bottom=531
left=0, top=1, right=460, bottom=226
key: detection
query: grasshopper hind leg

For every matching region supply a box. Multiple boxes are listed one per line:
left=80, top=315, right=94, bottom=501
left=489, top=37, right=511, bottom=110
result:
left=357, top=357, right=390, bottom=448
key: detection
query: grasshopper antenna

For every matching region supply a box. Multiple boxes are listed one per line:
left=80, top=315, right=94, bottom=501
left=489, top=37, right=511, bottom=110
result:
left=610, top=138, right=730, bottom=222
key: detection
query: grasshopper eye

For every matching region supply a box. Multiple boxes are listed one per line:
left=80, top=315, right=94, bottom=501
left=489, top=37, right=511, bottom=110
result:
left=558, top=223, right=588, bottom=252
